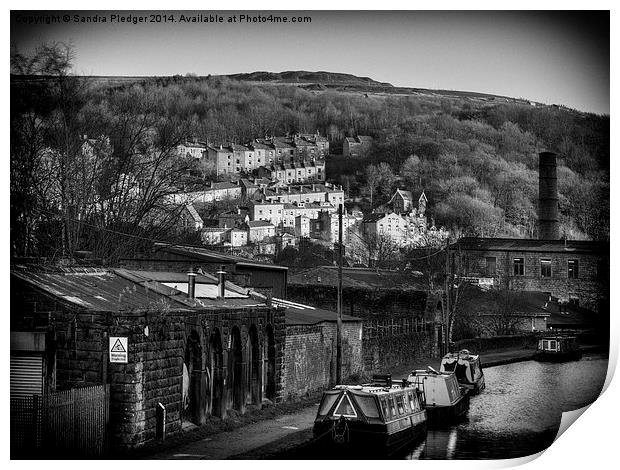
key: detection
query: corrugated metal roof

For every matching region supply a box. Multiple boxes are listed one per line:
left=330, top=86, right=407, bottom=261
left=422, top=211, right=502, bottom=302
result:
left=11, top=267, right=196, bottom=312
left=272, top=298, right=360, bottom=325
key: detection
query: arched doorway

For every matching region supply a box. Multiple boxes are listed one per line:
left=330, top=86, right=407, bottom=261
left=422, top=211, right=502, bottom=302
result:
left=209, top=329, right=224, bottom=418
left=183, top=330, right=202, bottom=425
left=248, top=325, right=261, bottom=405
left=265, top=324, right=276, bottom=401
left=229, top=326, right=244, bottom=412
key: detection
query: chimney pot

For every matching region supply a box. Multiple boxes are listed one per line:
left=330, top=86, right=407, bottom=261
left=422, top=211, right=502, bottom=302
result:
left=217, top=265, right=226, bottom=299
left=187, top=270, right=197, bottom=299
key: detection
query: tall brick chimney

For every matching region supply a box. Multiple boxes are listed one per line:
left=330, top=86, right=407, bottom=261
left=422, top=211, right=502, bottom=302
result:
left=538, top=151, right=560, bottom=240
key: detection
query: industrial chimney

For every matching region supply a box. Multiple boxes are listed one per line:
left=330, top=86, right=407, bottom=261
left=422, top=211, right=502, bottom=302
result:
left=538, top=151, right=560, bottom=240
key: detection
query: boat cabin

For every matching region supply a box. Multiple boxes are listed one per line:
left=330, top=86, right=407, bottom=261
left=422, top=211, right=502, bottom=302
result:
left=408, top=369, right=462, bottom=407
left=440, top=349, right=485, bottom=393
left=538, top=336, right=579, bottom=353
left=535, top=336, right=581, bottom=362
left=313, top=377, right=427, bottom=455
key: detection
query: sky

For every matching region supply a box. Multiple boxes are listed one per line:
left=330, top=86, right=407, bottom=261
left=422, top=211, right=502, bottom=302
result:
left=10, top=10, right=610, bottom=114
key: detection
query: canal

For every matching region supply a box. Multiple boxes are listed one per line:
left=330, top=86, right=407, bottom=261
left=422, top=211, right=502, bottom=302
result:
left=285, top=353, right=608, bottom=460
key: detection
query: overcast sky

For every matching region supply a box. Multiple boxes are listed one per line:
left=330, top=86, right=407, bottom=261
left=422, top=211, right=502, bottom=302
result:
left=10, top=10, right=610, bottom=114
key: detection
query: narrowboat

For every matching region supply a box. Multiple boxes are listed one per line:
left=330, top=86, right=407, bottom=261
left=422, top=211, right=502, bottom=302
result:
left=407, top=367, right=470, bottom=426
left=534, top=336, right=582, bottom=362
left=440, top=349, right=486, bottom=394
left=312, top=376, right=427, bottom=457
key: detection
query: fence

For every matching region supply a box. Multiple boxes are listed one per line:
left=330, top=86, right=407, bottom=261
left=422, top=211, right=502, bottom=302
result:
left=11, top=384, right=109, bottom=459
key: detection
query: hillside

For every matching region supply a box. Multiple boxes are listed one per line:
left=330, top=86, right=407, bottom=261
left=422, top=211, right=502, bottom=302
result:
left=11, top=61, right=610, bottom=262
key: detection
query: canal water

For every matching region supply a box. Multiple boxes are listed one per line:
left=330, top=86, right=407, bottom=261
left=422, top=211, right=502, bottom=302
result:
left=407, top=353, right=608, bottom=459
left=286, top=353, right=608, bottom=460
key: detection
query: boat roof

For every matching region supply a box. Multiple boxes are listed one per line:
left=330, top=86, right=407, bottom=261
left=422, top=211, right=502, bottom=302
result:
left=409, top=370, right=454, bottom=380
left=442, top=351, right=480, bottom=361
left=540, top=336, right=578, bottom=340
left=332, top=384, right=416, bottom=396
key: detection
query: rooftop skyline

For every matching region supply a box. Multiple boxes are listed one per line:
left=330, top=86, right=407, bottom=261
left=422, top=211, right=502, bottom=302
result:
left=10, top=10, right=610, bottom=114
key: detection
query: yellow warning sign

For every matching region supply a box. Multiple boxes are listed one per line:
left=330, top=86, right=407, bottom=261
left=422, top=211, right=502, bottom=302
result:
left=109, top=336, right=128, bottom=363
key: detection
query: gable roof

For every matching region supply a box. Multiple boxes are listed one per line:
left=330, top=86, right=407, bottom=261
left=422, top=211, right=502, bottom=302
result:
left=247, top=220, right=275, bottom=229
left=185, top=204, right=204, bottom=224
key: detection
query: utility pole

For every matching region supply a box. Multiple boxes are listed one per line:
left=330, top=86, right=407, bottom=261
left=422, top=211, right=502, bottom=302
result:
left=336, top=204, right=343, bottom=384
left=444, top=237, right=451, bottom=356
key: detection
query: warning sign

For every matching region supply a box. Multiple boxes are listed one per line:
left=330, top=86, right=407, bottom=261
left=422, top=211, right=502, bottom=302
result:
left=109, top=337, right=128, bottom=363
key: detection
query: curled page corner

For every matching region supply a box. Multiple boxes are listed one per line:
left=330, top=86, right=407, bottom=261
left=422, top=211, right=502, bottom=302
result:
left=554, top=405, right=591, bottom=442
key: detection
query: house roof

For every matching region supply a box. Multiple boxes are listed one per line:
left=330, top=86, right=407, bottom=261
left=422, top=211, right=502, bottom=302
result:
left=388, top=189, right=413, bottom=206
left=147, top=243, right=289, bottom=271
left=452, top=237, right=608, bottom=254
left=230, top=143, right=249, bottom=152
left=459, top=288, right=596, bottom=328
left=248, top=141, right=273, bottom=150
left=272, top=298, right=360, bottom=325
left=247, top=220, right=275, bottom=229
left=289, top=266, right=427, bottom=290
left=209, top=181, right=239, bottom=191
left=362, top=212, right=387, bottom=223
left=185, top=204, right=204, bottom=224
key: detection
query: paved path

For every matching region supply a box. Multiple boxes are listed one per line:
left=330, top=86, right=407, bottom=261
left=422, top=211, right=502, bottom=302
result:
left=146, top=348, right=536, bottom=459
left=148, top=406, right=319, bottom=459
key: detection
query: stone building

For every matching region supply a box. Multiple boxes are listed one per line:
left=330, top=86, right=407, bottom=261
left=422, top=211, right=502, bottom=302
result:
left=177, top=139, right=207, bottom=159
left=169, top=181, right=242, bottom=205
left=10, top=266, right=285, bottom=451
left=119, top=243, right=289, bottom=299
left=343, top=135, right=373, bottom=157
left=287, top=267, right=442, bottom=372
left=451, top=237, right=609, bottom=314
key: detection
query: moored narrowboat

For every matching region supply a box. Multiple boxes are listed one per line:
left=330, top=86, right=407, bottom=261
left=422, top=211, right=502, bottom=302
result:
left=312, top=376, right=427, bottom=457
left=534, top=336, right=582, bottom=362
left=440, top=349, right=486, bottom=394
left=408, top=367, right=470, bottom=426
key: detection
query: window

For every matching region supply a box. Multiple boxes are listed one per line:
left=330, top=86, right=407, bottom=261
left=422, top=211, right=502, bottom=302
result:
left=388, top=397, right=396, bottom=418
left=540, top=258, right=552, bottom=278
left=568, top=259, right=579, bottom=279
left=396, top=395, right=405, bottom=415
left=513, top=258, right=524, bottom=276
left=486, top=257, right=497, bottom=276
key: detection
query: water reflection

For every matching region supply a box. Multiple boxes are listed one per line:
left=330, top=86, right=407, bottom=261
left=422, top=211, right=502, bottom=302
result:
left=405, top=354, right=608, bottom=459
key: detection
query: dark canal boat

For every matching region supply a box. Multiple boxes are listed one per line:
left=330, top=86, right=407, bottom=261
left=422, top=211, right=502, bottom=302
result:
left=313, top=377, right=427, bottom=457
left=408, top=367, right=470, bottom=426
left=534, top=336, right=582, bottom=362
left=440, top=349, right=486, bottom=394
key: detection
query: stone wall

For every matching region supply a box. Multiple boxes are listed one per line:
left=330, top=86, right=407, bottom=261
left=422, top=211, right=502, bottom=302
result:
left=287, top=284, right=436, bottom=373
left=281, top=321, right=363, bottom=400
left=461, top=249, right=608, bottom=313
left=11, top=276, right=286, bottom=451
